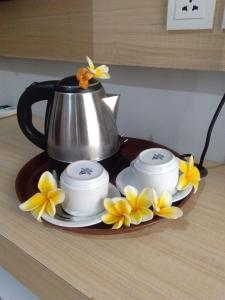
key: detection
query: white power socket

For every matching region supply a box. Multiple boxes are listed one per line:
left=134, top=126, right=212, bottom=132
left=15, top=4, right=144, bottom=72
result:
left=167, top=0, right=216, bottom=30
left=175, top=0, right=205, bottom=20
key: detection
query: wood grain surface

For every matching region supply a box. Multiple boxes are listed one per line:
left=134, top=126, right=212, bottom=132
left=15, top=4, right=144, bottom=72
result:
left=1, top=116, right=225, bottom=300
left=0, top=235, right=89, bottom=300
left=0, top=0, right=225, bottom=71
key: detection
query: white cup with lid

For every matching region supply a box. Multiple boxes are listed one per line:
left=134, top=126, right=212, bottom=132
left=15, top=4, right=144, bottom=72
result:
left=130, top=148, right=179, bottom=196
left=60, top=160, right=109, bottom=217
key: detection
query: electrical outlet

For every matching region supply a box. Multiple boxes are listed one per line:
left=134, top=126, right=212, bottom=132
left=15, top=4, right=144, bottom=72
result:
left=167, top=0, right=216, bottom=30
left=175, top=0, right=205, bottom=20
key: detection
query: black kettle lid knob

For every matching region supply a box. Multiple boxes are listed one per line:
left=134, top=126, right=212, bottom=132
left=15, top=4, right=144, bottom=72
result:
left=55, top=76, right=102, bottom=93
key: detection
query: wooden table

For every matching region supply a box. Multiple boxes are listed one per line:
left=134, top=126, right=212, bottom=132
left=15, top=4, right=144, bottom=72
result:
left=1, top=116, right=225, bottom=300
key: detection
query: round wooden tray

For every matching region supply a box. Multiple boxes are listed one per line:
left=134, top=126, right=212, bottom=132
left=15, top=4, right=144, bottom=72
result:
left=15, top=138, right=193, bottom=234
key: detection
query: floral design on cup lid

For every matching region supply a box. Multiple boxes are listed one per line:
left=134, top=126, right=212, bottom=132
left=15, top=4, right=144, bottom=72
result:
left=60, top=160, right=109, bottom=189
left=152, top=153, right=165, bottom=160
left=79, top=168, right=93, bottom=176
left=66, top=161, right=102, bottom=181
left=139, top=148, right=174, bottom=166
left=132, top=148, right=178, bottom=174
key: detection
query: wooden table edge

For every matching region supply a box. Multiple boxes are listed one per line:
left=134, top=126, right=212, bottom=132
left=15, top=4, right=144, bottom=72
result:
left=0, top=234, right=90, bottom=300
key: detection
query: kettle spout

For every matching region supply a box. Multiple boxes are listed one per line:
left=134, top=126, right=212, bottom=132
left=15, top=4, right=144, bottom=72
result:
left=102, top=94, right=120, bottom=118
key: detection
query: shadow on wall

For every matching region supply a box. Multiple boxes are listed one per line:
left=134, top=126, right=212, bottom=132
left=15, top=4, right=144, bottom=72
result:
left=0, top=57, right=225, bottom=95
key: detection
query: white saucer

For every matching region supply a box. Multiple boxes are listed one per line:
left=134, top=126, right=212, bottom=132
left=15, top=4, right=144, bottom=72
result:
left=116, top=167, right=193, bottom=203
left=42, top=183, right=121, bottom=228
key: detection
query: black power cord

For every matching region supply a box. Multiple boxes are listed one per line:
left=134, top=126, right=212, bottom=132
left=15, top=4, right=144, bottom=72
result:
left=196, top=93, right=225, bottom=177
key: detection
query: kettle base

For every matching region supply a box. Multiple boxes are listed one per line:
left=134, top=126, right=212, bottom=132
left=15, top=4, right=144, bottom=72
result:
left=47, top=142, right=121, bottom=165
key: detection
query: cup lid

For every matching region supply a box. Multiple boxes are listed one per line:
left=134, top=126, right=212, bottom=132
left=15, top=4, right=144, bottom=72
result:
left=60, top=160, right=109, bottom=189
left=133, top=148, right=178, bottom=174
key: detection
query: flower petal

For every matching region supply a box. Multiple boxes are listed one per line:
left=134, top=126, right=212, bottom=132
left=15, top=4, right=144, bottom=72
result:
left=139, top=207, right=153, bottom=218
left=142, top=210, right=154, bottom=222
left=177, top=174, right=189, bottom=191
left=149, top=189, right=159, bottom=211
left=46, top=199, right=56, bottom=217
left=189, top=167, right=201, bottom=182
left=37, top=202, right=48, bottom=221
left=102, top=213, right=121, bottom=224
left=188, top=155, right=194, bottom=172
left=192, top=180, right=199, bottom=193
left=76, top=67, right=87, bottom=80
left=158, top=191, right=172, bottom=209
left=38, top=171, right=57, bottom=195
left=104, top=198, right=120, bottom=216
left=31, top=206, right=43, bottom=222
left=86, top=56, right=95, bottom=71
left=155, top=207, right=183, bottom=219
left=32, top=202, right=47, bottom=221
left=114, top=199, right=131, bottom=215
left=79, top=79, right=89, bottom=89
left=124, top=185, right=138, bottom=209
left=95, top=65, right=110, bottom=79
left=112, top=218, right=124, bottom=229
left=124, top=215, right=131, bottom=227
left=48, top=189, right=65, bottom=205
left=19, top=193, right=46, bottom=211
left=85, top=71, right=94, bottom=80
left=137, top=188, right=152, bottom=208
left=179, top=159, right=188, bottom=174
left=130, top=210, right=142, bottom=225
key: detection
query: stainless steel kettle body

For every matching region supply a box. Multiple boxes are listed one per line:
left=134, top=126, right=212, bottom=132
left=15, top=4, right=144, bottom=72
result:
left=48, top=89, right=120, bottom=162
left=17, top=77, right=120, bottom=163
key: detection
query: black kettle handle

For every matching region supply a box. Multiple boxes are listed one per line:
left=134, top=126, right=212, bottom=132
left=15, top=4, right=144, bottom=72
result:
left=17, top=80, right=58, bottom=150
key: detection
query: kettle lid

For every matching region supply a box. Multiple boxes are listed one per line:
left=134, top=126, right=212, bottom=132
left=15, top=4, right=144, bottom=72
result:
left=55, top=76, right=102, bottom=93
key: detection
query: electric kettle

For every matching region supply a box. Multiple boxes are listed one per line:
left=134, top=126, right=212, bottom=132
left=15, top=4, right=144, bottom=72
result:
left=17, top=76, right=120, bottom=163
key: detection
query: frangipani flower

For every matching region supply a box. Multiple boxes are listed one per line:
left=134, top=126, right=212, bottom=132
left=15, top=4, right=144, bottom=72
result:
left=19, top=171, right=65, bottom=222
left=177, top=155, right=200, bottom=193
left=76, top=67, right=94, bottom=89
left=102, top=198, right=131, bottom=229
left=151, top=190, right=183, bottom=219
left=86, top=56, right=110, bottom=79
left=124, top=186, right=153, bottom=225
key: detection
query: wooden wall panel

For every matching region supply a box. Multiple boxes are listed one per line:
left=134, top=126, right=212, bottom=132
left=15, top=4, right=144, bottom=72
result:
left=0, top=0, right=94, bottom=61
left=0, top=0, right=225, bottom=71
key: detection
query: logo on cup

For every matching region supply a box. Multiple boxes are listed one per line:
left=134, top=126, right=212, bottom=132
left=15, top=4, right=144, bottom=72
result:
left=79, top=168, right=93, bottom=175
left=152, top=153, right=164, bottom=160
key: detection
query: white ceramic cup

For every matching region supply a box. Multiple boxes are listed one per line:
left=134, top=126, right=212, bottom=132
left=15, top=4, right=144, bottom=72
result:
left=60, top=160, right=109, bottom=217
left=130, top=148, right=179, bottom=196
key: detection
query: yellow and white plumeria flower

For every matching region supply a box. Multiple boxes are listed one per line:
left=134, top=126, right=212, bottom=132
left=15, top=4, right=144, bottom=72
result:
left=102, top=198, right=131, bottom=229
left=19, top=171, right=65, bottom=222
left=124, top=186, right=153, bottom=225
left=177, top=155, right=200, bottom=193
left=150, top=190, right=183, bottom=219
left=86, top=56, right=110, bottom=79
left=102, top=186, right=183, bottom=229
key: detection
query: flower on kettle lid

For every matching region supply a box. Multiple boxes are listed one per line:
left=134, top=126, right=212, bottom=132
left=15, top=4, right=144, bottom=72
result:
left=76, top=56, right=110, bottom=89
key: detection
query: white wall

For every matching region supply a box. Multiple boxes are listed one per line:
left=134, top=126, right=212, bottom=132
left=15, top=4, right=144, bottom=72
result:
left=0, top=57, right=225, bottom=163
